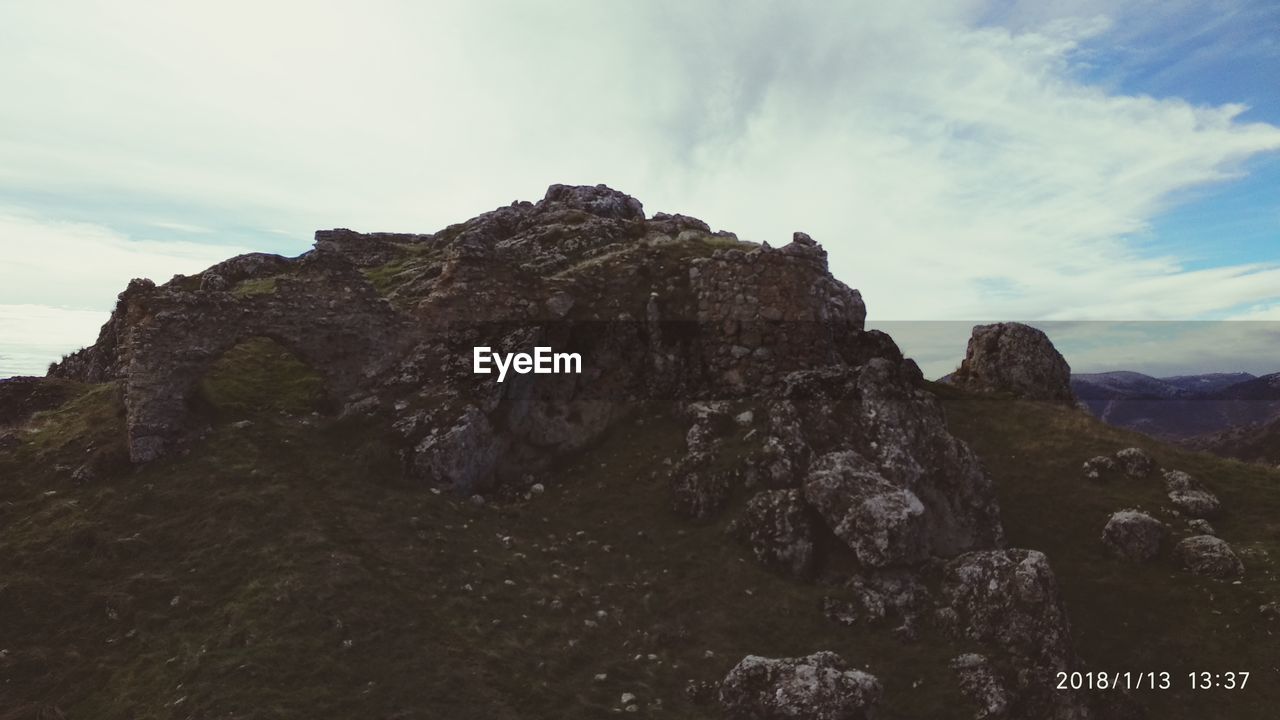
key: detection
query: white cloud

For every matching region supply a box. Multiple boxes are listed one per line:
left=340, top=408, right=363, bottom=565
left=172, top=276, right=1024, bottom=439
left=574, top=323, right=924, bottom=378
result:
left=1, top=1, right=1279, bottom=375
left=0, top=212, right=252, bottom=310
left=0, top=304, right=110, bottom=377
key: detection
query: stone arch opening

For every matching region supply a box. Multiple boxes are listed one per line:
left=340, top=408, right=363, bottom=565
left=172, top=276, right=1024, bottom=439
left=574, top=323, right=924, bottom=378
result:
left=189, top=336, right=333, bottom=424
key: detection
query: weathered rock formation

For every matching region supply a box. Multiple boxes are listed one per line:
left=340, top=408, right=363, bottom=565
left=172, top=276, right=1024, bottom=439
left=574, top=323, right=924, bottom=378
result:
left=941, top=550, right=1091, bottom=719
left=949, top=322, right=1076, bottom=405
left=49, top=185, right=872, bottom=471
left=718, top=651, right=882, bottom=720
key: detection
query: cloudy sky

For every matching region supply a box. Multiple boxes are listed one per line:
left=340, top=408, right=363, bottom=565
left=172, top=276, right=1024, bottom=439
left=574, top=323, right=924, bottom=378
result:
left=2, top=1, right=1279, bottom=378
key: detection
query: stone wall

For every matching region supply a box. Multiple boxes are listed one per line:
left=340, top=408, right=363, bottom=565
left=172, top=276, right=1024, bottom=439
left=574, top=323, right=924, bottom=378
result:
left=691, top=232, right=867, bottom=386
left=55, top=251, right=409, bottom=462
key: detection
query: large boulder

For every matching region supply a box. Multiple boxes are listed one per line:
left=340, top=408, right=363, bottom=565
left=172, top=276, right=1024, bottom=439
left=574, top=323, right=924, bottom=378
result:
left=949, top=323, right=1075, bottom=405
left=941, top=550, right=1090, bottom=719
left=1100, top=510, right=1168, bottom=562
left=718, top=651, right=882, bottom=720
left=1162, top=470, right=1220, bottom=518
left=942, top=550, right=1074, bottom=668
left=737, top=489, right=819, bottom=579
left=1176, top=535, right=1243, bottom=579
left=1113, top=448, right=1156, bottom=479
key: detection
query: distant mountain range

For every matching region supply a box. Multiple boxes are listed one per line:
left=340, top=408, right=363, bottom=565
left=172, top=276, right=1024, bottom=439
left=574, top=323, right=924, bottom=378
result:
left=1071, top=370, right=1280, bottom=439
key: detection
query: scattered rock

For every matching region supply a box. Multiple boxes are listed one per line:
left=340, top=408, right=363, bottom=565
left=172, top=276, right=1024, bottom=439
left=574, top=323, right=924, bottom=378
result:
left=948, top=322, right=1075, bottom=405
left=1100, top=510, right=1169, bottom=562
left=737, top=489, right=818, bottom=579
left=1176, top=535, right=1243, bottom=579
left=718, top=651, right=882, bottom=720
left=1162, top=470, right=1220, bottom=518
left=1113, top=448, right=1155, bottom=479
left=685, top=679, right=717, bottom=705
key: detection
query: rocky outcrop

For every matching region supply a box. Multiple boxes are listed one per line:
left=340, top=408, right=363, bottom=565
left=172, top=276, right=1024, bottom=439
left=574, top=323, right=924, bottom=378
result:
left=661, top=347, right=1003, bottom=574
left=1162, top=470, right=1221, bottom=518
left=1176, top=535, right=1244, bottom=579
left=718, top=651, right=882, bottom=720
left=47, top=184, right=884, bottom=472
left=949, top=322, right=1076, bottom=405
left=783, top=362, right=1004, bottom=566
left=1101, top=510, right=1168, bottom=562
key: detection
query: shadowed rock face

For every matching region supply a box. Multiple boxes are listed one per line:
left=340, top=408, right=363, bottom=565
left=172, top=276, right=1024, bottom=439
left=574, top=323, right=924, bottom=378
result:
left=950, top=322, right=1076, bottom=405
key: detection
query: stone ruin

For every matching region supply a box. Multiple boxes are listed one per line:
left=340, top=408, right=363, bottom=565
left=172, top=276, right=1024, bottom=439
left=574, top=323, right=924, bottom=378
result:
left=44, top=184, right=1099, bottom=718
left=50, top=184, right=874, bottom=472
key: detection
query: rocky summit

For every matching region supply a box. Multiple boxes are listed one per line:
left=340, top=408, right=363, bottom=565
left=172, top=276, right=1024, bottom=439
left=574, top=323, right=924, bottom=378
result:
left=2, top=185, right=1279, bottom=719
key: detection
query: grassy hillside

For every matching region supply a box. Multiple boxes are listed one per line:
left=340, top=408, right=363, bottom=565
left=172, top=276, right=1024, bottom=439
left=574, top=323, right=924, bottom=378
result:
left=937, top=384, right=1280, bottom=719
left=0, top=344, right=969, bottom=720
left=1, top=346, right=1277, bottom=718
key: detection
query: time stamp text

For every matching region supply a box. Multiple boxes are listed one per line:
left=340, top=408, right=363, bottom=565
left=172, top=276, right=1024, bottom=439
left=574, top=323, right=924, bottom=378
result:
left=1057, top=671, right=1250, bottom=691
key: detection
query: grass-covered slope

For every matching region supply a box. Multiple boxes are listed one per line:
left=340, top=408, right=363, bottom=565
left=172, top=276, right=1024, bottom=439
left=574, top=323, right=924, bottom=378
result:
left=937, top=384, right=1280, bottom=719
left=2, top=344, right=1277, bottom=718
left=0, top=343, right=969, bottom=720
